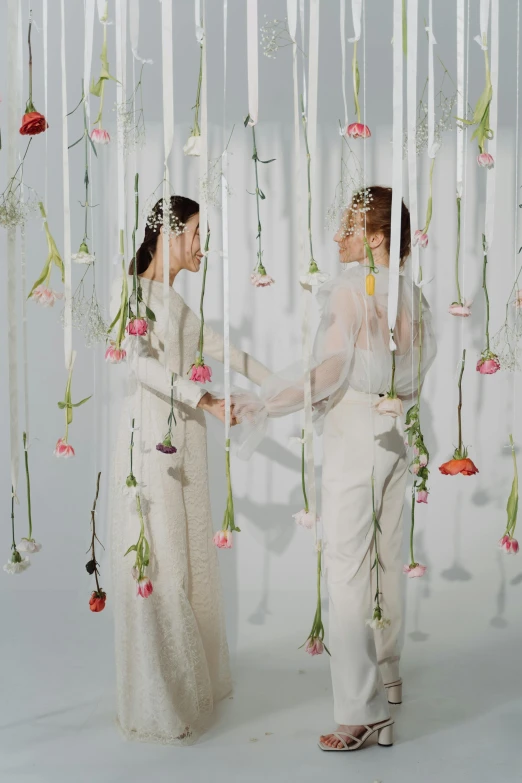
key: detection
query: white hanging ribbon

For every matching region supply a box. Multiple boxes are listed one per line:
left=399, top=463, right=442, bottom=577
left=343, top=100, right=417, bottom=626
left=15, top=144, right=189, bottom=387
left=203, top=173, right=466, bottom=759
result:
left=299, top=0, right=307, bottom=112
left=475, top=0, right=490, bottom=49
left=61, top=0, right=73, bottom=371
left=407, top=0, right=420, bottom=284
left=7, top=0, right=21, bottom=495
left=513, top=0, right=520, bottom=435
left=340, top=0, right=348, bottom=127
left=96, top=0, right=106, bottom=22
left=222, top=0, right=230, bottom=440
left=387, top=0, right=403, bottom=349
left=115, top=0, right=126, bottom=250
left=43, top=0, right=48, bottom=205
left=129, top=0, right=153, bottom=63
left=161, top=0, right=174, bottom=368
left=484, top=0, right=498, bottom=247
left=456, top=0, right=465, bottom=198
left=348, top=0, right=362, bottom=42
left=195, top=0, right=204, bottom=43
left=198, top=0, right=208, bottom=257
left=287, top=0, right=297, bottom=39
left=246, top=0, right=258, bottom=125
left=426, top=0, right=438, bottom=158
left=83, top=0, right=95, bottom=118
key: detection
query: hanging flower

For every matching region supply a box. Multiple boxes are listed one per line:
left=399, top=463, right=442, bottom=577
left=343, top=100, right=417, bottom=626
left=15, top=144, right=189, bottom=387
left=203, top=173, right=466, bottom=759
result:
left=366, top=471, right=391, bottom=630
left=440, top=349, right=479, bottom=476
left=365, top=608, right=391, bottom=631
left=245, top=114, right=276, bottom=287
left=3, top=552, right=31, bottom=575
left=156, top=436, right=177, bottom=455
left=18, top=538, right=41, bottom=553
left=300, top=100, right=328, bottom=292
left=498, top=435, right=519, bottom=554
left=89, top=590, right=107, bottom=612
left=189, top=232, right=213, bottom=381
left=299, top=261, right=329, bottom=289
left=498, top=534, right=519, bottom=554
left=293, top=509, right=318, bottom=529
left=251, top=268, right=275, bottom=287
left=304, top=637, right=324, bottom=656
left=54, top=437, right=75, bottom=459
left=90, top=127, right=110, bottom=145
left=300, top=546, right=330, bottom=656
left=55, top=357, right=91, bottom=459
left=413, top=230, right=429, bottom=249
left=213, top=530, right=233, bottom=549
left=72, top=241, right=96, bottom=265
left=345, top=122, right=371, bottom=139
left=449, top=300, right=472, bottom=317
left=126, top=318, right=148, bottom=336
left=213, top=439, right=240, bottom=548
left=477, top=152, right=494, bottom=169
left=184, top=37, right=204, bottom=157
left=183, top=135, right=201, bottom=156
left=90, top=2, right=117, bottom=143
left=189, top=359, right=212, bottom=383
left=417, top=489, right=429, bottom=503
left=19, top=15, right=48, bottom=136
left=403, top=563, right=427, bottom=578
left=105, top=344, right=127, bottom=364
left=415, top=159, right=435, bottom=250
left=514, top=290, right=522, bottom=308
left=136, top=576, right=154, bottom=598
left=476, top=353, right=500, bottom=374
left=28, top=202, right=64, bottom=305
left=375, top=395, right=403, bottom=418
left=156, top=375, right=178, bottom=454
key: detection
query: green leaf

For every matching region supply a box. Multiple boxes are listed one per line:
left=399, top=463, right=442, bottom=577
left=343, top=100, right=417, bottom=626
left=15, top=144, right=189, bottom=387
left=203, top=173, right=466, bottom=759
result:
left=57, top=401, right=66, bottom=409
left=68, top=134, right=84, bottom=151
left=71, top=395, right=92, bottom=408
left=107, top=306, right=122, bottom=334
left=88, top=132, right=99, bottom=158
left=28, top=261, right=52, bottom=298
left=258, top=157, right=276, bottom=164
left=258, top=189, right=266, bottom=200
left=244, top=114, right=251, bottom=127
left=145, top=305, right=156, bottom=322
left=124, top=544, right=137, bottom=557
left=506, top=475, right=519, bottom=524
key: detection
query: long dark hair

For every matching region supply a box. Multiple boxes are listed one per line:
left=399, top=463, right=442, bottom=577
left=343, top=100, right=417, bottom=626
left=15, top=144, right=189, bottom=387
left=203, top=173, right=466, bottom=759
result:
left=129, top=195, right=200, bottom=275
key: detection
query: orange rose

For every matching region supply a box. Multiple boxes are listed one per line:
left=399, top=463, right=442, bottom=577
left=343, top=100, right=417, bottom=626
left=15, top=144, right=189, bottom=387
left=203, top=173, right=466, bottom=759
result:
left=89, top=590, right=107, bottom=612
left=20, top=110, right=49, bottom=136
left=439, top=458, right=479, bottom=476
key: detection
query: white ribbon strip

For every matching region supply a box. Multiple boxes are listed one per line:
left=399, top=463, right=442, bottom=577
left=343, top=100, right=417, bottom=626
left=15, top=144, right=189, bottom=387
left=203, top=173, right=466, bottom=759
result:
left=513, top=0, right=520, bottom=435
left=475, top=0, right=490, bottom=49
left=340, top=0, right=348, bottom=127
left=407, top=0, right=420, bottom=284
left=19, top=7, right=29, bottom=441
left=348, top=0, right=362, bottom=42
left=223, top=0, right=230, bottom=436
left=426, top=0, right=438, bottom=158
left=96, top=0, right=106, bottom=22
left=83, top=0, right=95, bottom=118
left=115, top=0, right=126, bottom=246
left=7, top=0, right=20, bottom=494
left=130, top=0, right=152, bottom=62
left=195, top=0, right=204, bottom=43
left=199, top=0, right=208, bottom=257
left=484, top=0, right=498, bottom=247
left=287, top=0, right=297, bottom=39
left=247, top=0, right=258, bottom=125
left=456, top=0, right=465, bottom=198
left=43, top=0, right=48, bottom=205
left=61, top=0, right=72, bottom=371
left=387, top=0, right=403, bottom=346
left=162, top=0, right=174, bottom=368
left=299, top=0, right=307, bottom=112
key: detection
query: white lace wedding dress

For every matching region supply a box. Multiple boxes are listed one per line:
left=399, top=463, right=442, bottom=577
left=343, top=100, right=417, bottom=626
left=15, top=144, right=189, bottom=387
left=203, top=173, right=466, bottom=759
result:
left=109, top=276, right=269, bottom=745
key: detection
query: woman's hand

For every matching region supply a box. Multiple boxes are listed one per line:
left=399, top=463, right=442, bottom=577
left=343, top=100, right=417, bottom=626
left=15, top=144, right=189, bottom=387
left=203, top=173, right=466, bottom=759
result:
left=197, top=393, right=238, bottom=426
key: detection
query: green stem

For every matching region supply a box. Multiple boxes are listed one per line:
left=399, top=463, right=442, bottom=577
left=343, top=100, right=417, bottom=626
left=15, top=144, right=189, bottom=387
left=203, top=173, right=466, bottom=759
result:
left=23, top=433, right=33, bottom=540
left=371, top=473, right=381, bottom=609
left=28, top=14, right=33, bottom=106
left=410, top=482, right=416, bottom=563
left=301, top=429, right=309, bottom=513
left=82, top=83, right=90, bottom=242
left=417, top=268, right=423, bottom=404
left=193, top=44, right=203, bottom=135
left=300, top=96, right=315, bottom=267
left=424, top=158, right=435, bottom=233
left=455, top=196, right=462, bottom=305
left=252, top=125, right=263, bottom=271
left=390, top=348, right=397, bottom=397
left=133, top=173, right=139, bottom=311
left=130, top=417, right=135, bottom=477
left=482, top=234, right=490, bottom=352
left=11, top=486, right=16, bottom=551
left=352, top=41, right=360, bottom=123
left=457, top=349, right=466, bottom=455
left=197, top=232, right=210, bottom=360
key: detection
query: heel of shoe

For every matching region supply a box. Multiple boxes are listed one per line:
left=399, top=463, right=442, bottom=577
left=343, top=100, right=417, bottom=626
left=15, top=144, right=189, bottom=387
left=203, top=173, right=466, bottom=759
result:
left=386, top=682, right=402, bottom=705
left=378, top=723, right=394, bottom=747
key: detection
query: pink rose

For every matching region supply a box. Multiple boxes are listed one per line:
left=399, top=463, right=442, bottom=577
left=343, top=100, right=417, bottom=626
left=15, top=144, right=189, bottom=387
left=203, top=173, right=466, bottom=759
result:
left=403, top=563, right=427, bottom=578
left=136, top=576, right=154, bottom=598
left=345, top=122, right=371, bottom=139
left=477, top=152, right=494, bottom=169
left=105, top=345, right=127, bottom=364
left=91, top=128, right=110, bottom=145
left=213, top=530, right=232, bottom=549
left=419, top=453, right=428, bottom=467
left=498, top=534, right=519, bottom=554
left=476, top=356, right=501, bottom=374
left=416, top=489, right=429, bottom=503
left=31, top=285, right=63, bottom=307
left=54, top=438, right=75, bottom=458
left=375, top=395, right=404, bottom=418
left=304, top=637, right=324, bottom=656
left=411, top=462, right=420, bottom=475
left=190, top=363, right=212, bottom=383
left=449, top=300, right=472, bottom=317
left=126, top=318, right=148, bottom=336
left=413, top=230, right=428, bottom=248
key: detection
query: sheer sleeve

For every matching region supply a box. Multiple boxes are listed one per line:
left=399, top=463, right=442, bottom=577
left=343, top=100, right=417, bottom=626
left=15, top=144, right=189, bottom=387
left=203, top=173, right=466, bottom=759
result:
left=202, top=323, right=271, bottom=386
left=393, top=287, right=437, bottom=401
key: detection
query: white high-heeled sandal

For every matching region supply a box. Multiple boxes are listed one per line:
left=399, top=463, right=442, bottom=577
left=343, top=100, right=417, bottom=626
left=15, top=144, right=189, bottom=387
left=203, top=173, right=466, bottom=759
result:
left=318, top=718, right=394, bottom=751
left=384, top=678, right=402, bottom=705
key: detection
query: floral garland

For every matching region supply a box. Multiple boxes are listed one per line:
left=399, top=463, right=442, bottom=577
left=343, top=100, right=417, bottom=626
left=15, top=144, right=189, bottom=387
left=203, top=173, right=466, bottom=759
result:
left=245, top=115, right=275, bottom=287
left=86, top=472, right=107, bottom=612
left=439, top=349, right=479, bottom=476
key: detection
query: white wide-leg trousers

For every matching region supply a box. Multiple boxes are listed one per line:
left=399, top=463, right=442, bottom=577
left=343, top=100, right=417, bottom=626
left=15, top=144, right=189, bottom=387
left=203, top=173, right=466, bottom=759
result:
left=322, top=387, right=409, bottom=725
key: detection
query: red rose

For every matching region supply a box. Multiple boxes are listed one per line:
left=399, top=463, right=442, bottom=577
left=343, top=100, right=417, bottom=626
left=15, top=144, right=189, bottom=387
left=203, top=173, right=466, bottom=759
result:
left=89, top=590, right=107, bottom=612
left=20, top=111, right=49, bottom=136
left=439, top=458, right=479, bottom=476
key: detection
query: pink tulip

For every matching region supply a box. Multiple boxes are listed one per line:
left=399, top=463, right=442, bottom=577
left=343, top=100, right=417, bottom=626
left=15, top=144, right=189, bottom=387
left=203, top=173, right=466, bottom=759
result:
left=403, top=563, right=427, bottom=578
left=54, top=437, right=75, bottom=458
left=305, top=637, right=324, bottom=656
left=31, top=285, right=63, bottom=307
left=213, top=530, right=232, bottom=549
left=476, top=356, right=501, bottom=374
left=345, top=122, right=371, bottom=139
left=449, top=301, right=472, bottom=317
left=419, top=453, right=428, bottom=467
left=105, top=345, right=127, bottom=364
left=498, top=534, right=519, bottom=554
left=190, top=363, right=212, bottom=383
left=136, top=576, right=154, bottom=598
left=90, top=127, right=110, bottom=145
left=126, top=318, right=148, bottom=336
left=477, top=152, right=494, bottom=169
left=416, top=489, right=429, bottom=504
left=413, top=230, right=429, bottom=248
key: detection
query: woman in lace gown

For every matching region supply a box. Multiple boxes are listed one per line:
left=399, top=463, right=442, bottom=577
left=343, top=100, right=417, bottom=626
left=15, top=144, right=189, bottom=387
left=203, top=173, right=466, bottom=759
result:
left=109, top=196, right=270, bottom=745
left=231, top=187, right=437, bottom=751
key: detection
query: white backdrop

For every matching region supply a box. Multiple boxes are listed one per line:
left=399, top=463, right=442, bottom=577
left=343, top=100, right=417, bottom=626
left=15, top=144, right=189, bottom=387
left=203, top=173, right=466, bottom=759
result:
left=1, top=0, right=521, bottom=663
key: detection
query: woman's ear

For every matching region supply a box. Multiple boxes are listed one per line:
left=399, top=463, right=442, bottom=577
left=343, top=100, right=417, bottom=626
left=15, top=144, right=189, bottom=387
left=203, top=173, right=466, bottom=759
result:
left=369, top=232, right=384, bottom=249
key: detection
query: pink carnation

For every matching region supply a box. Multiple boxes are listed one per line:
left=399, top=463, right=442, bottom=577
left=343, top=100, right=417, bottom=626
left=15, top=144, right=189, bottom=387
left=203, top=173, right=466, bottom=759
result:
left=105, top=345, right=127, bottom=364
left=413, top=230, right=428, bottom=248
left=345, top=122, right=371, bottom=139
left=449, top=300, right=472, bottom=317
left=304, top=637, right=324, bottom=656
left=251, top=272, right=275, bottom=287
left=476, top=356, right=501, bottom=374
left=31, top=285, right=63, bottom=307
left=190, top=363, right=212, bottom=383
left=403, top=563, right=427, bottom=578
left=136, top=576, right=154, bottom=598
left=477, top=152, right=494, bottom=169
left=126, top=318, right=148, bottom=336
left=54, top=438, right=75, bottom=458
left=91, top=127, right=110, bottom=145
left=416, top=489, right=429, bottom=503
left=292, top=509, right=317, bottom=529
left=213, top=530, right=232, bottom=549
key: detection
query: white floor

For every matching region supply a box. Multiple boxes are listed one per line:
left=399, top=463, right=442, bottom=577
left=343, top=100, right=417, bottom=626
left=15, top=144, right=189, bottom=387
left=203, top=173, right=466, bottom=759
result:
left=1, top=587, right=521, bottom=783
